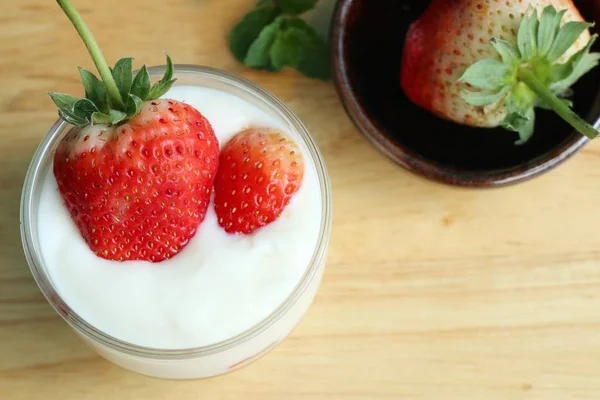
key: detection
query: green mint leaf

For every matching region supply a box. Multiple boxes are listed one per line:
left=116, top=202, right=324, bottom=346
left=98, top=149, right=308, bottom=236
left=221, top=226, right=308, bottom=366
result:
left=297, top=39, right=331, bottom=80
left=131, top=65, right=151, bottom=100
left=270, top=26, right=312, bottom=69
left=148, top=54, right=176, bottom=100
left=257, top=0, right=274, bottom=6
left=279, top=18, right=330, bottom=79
left=229, top=6, right=279, bottom=63
left=78, top=67, right=108, bottom=113
left=537, top=6, right=559, bottom=56
left=49, top=92, right=88, bottom=126
left=73, top=98, right=98, bottom=121
left=461, top=86, right=510, bottom=106
left=458, top=59, right=511, bottom=90
left=125, top=94, right=143, bottom=118
left=264, top=58, right=284, bottom=72
left=244, top=19, right=282, bottom=68
left=547, top=21, right=593, bottom=62
left=491, top=38, right=521, bottom=63
left=111, top=58, right=133, bottom=105
left=91, top=112, right=111, bottom=125
left=278, top=0, right=318, bottom=15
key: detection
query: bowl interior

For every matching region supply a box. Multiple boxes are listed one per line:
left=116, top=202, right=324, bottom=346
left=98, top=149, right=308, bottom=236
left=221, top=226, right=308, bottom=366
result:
left=332, top=0, right=600, bottom=186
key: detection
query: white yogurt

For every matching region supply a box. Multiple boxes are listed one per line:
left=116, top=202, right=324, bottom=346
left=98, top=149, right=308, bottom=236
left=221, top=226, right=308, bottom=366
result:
left=37, top=85, right=322, bottom=350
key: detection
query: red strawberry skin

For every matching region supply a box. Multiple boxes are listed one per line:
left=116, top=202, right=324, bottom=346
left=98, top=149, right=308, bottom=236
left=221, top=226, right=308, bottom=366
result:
left=213, top=128, right=304, bottom=234
left=53, top=99, right=219, bottom=262
left=400, top=0, right=589, bottom=127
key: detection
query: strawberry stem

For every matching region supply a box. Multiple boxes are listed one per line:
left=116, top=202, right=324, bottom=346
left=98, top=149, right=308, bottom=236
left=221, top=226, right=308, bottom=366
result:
left=56, top=0, right=126, bottom=109
left=517, top=68, right=598, bottom=139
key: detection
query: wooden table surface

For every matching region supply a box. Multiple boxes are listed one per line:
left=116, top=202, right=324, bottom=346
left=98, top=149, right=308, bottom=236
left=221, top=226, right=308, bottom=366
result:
left=3, top=0, right=600, bottom=398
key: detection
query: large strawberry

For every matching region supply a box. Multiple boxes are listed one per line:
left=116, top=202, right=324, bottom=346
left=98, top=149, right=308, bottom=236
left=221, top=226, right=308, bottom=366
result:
left=400, top=1, right=600, bottom=144
left=50, top=0, right=219, bottom=262
left=213, top=128, right=304, bottom=234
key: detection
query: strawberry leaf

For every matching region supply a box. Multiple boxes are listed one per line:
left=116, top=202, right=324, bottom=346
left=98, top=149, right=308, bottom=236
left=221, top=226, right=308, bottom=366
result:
left=461, top=86, right=510, bottom=106
left=458, top=59, right=511, bottom=90
left=73, top=98, right=98, bottom=121
left=547, top=21, right=594, bottom=62
left=551, top=34, right=600, bottom=92
left=131, top=65, right=151, bottom=100
left=278, top=0, right=318, bottom=15
left=526, top=10, right=540, bottom=57
left=58, top=110, right=88, bottom=127
left=49, top=92, right=79, bottom=113
left=90, top=110, right=127, bottom=125
left=229, top=5, right=280, bottom=63
left=91, top=109, right=127, bottom=125
left=490, top=38, right=520, bottom=63
left=109, top=109, right=127, bottom=124
left=78, top=67, right=108, bottom=113
left=125, top=94, right=143, bottom=118
left=50, top=0, right=178, bottom=129
left=503, top=108, right=535, bottom=145
left=517, top=11, right=534, bottom=58
left=551, top=61, right=573, bottom=83
left=49, top=92, right=89, bottom=126
left=91, top=112, right=111, bottom=125
left=537, top=6, right=561, bottom=56
left=461, top=5, right=599, bottom=144
left=148, top=55, right=176, bottom=100
left=552, top=52, right=600, bottom=94
left=111, top=58, right=133, bottom=105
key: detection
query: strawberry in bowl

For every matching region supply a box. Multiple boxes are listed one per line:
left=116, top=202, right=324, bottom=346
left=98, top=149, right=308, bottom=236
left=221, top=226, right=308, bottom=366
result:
left=401, top=0, right=600, bottom=144
left=331, top=0, right=600, bottom=186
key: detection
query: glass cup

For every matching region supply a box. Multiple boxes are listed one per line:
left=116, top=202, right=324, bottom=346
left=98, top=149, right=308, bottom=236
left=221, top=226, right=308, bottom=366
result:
left=20, top=65, right=332, bottom=379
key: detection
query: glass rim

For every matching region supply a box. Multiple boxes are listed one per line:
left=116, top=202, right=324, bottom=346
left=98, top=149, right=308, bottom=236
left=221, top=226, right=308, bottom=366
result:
left=20, top=64, right=332, bottom=359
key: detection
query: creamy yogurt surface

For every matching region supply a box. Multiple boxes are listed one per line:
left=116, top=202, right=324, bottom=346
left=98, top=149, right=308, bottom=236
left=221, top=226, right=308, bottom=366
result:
left=37, top=85, right=322, bottom=349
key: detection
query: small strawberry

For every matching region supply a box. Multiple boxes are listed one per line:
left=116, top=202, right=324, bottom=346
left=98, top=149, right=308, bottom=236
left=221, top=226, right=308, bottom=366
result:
left=400, top=1, right=600, bottom=144
left=50, top=0, right=219, bottom=262
left=213, top=128, right=304, bottom=234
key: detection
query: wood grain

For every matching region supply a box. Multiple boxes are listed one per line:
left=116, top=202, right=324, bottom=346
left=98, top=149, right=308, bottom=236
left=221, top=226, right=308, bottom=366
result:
left=3, top=0, right=600, bottom=398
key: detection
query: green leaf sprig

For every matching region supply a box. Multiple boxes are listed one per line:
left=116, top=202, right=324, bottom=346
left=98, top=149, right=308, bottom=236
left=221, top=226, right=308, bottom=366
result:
left=50, top=0, right=176, bottom=128
left=459, top=5, right=600, bottom=144
left=229, top=0, right=331, bottom=80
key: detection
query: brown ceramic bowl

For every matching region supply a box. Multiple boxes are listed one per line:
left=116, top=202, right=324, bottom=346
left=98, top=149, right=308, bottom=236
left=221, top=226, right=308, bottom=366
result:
left=331, top=0, right=600, bottom=187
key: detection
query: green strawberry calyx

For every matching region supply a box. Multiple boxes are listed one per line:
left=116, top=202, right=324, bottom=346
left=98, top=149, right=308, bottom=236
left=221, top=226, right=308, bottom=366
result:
left=459, top=5, right=600, bottom=144
left=50, top=0, right=176, bottom=128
